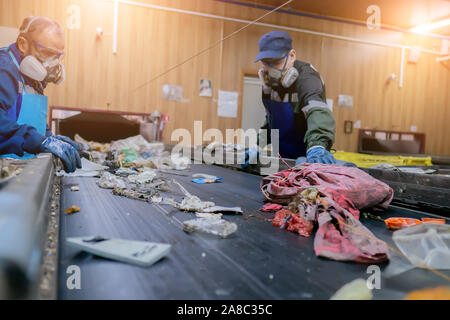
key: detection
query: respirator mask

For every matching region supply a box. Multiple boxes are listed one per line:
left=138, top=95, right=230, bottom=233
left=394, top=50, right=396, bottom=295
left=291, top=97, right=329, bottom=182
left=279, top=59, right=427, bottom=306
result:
left=20, top=54, right=65, bottom=85
left=19, top=37, right=65, bottom=85
left=259, top=51, right=299, bottom=89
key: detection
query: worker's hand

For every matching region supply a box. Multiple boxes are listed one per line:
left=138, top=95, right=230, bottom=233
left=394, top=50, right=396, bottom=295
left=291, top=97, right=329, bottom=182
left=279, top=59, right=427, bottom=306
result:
left=40, top=136, right=82, bottom=173
left=54, top=135, right=82, bottom=151
left=241, top=146, right=259, bottom=169
left=306, top=146, right=336, bottom=164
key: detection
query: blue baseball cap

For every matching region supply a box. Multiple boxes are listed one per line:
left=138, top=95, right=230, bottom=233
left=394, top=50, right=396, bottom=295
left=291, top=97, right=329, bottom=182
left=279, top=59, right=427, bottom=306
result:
left=254, top=31, right=292, bottom=63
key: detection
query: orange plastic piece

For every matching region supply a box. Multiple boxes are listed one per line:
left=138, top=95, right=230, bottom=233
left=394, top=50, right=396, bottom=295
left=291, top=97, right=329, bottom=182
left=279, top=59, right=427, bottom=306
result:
left=421, top=218, right=446, bottom=224
left=385, top=217, right=447, bottom=230
left=385, top=217, right=422, bottom=230
left=64, top=205, right=81, bottom=214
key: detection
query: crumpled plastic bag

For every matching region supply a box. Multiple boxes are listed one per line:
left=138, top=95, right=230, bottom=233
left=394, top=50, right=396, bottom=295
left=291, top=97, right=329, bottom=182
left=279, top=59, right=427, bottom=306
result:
left=183, top=218, right=237, bottom=238
left=393, top=223, right=450, bottom=270
left=128, top=170, right=157, bottom=184
left=97, top=172, right=126, bottom=189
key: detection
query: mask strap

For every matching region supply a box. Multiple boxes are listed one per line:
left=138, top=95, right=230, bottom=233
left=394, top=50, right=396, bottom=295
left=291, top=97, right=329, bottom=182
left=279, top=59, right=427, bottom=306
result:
left=20, top=16, right=39, bottom=34
left=281, top=50, right=290, bottom=70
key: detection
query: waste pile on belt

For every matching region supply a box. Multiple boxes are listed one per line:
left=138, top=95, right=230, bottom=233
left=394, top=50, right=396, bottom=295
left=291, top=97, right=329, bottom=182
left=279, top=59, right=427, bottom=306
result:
left=261, top=163, right=394, bottom=263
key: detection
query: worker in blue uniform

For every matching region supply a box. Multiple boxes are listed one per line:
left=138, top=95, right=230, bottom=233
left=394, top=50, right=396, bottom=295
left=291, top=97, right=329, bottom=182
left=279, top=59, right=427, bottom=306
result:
left=242, top=31, right=338, bottom=168
left=0, top=16, right=81, bottom=173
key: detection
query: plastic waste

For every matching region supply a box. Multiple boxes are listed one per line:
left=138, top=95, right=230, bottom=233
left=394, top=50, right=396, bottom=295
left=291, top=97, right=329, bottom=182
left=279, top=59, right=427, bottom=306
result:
left=191, top=173, right=223, bottom=184
left=385, top=217, right=446, bottom=230
left=56, top=157, right=108, bottom=177
left=196, top=213, right=223, bottom=219
left=177, top=196, right=215, bottom=212
left=393, top=224, right=450, bottom=270
left=128, top=170, right=157, bottom=184
left=97, top=172, right=126, bottom=189
left=115, top=167, right=137, bottom=177
left=121, top=147, right=139, bottom=164
left=183, top=218, right=237, bottom=238
left=201, top=206, right=243, bottom=214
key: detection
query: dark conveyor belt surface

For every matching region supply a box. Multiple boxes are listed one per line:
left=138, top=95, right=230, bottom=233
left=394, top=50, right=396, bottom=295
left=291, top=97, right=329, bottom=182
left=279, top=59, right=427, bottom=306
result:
left=58, top=164, right=449, bottom=299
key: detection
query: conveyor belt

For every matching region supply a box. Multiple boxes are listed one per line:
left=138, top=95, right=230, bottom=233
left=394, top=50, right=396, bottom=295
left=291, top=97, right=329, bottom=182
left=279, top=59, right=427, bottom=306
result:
left=58, top=164, right=449, bottom=300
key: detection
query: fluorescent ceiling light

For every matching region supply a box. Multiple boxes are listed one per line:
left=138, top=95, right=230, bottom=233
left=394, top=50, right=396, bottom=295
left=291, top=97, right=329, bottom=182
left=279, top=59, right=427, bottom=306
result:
left=410, top=18, right=450, bottom=34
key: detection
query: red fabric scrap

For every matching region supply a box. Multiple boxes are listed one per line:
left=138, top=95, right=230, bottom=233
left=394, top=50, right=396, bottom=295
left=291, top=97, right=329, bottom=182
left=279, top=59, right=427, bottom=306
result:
left=272, top=209, right=314, bottom=237
left=261, top=203, right=283, bottom=212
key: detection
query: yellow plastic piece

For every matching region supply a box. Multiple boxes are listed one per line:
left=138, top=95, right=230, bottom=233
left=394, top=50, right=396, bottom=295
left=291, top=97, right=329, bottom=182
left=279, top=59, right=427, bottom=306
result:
left=332, top=151, right=433, bottom=168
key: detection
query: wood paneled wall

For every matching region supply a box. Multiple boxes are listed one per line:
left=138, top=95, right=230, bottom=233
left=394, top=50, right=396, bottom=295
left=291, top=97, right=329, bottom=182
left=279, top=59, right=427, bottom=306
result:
left=1, top=0, right=449, bottom=155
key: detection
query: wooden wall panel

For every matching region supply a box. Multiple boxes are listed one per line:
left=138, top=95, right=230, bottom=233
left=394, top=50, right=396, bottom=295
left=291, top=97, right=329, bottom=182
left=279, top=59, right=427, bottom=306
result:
left=0, top=0, right=449, bottom=155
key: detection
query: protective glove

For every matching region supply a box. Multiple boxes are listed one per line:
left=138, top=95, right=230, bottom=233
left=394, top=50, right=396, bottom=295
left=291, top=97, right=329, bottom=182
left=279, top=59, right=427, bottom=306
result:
left=241, top=146, right=259, bottom=169
left=53, top=135, right=82, bottom=151
left=40, top=136, right=82, bottom=173
left=306, top=146, right=336, bottom=164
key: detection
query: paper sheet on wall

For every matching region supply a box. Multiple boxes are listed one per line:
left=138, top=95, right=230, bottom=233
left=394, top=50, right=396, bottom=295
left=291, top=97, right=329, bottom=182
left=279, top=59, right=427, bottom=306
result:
left=218, top=90, right=238, bottom=118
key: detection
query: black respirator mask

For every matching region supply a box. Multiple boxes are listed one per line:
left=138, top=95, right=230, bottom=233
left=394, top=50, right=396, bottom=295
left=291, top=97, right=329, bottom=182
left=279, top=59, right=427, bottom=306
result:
left=259, top=53, right=299, bottom=89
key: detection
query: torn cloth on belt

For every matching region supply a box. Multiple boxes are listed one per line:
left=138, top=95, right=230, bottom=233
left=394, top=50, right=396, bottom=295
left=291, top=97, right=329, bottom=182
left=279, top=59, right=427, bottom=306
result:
left=261, top=163, right=393, bottom=263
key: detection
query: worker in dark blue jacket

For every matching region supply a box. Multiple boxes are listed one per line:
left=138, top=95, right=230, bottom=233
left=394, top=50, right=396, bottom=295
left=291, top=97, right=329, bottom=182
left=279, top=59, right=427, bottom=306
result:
left=242, top=31, right=337, bottom=168
left=0, top=16, right=81, bottom=172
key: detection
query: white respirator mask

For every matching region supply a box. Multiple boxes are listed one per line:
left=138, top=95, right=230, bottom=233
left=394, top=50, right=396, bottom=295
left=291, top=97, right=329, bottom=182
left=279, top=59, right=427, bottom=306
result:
left=260, top=53, right=299, bottom=89
left=20, top=54, right=65, bottom=85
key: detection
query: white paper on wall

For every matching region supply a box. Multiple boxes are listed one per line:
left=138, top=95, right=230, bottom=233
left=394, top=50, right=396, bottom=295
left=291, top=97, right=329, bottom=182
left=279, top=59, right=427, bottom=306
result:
left=218, top=90, right=238, bottom=118
left=162, top=84, right=183, bottom=101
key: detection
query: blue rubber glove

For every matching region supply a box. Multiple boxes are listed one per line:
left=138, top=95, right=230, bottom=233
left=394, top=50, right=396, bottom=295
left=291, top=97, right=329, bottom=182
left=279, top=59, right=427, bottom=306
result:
left=40, top=136, right=82, bottom=173
left=306, top=146, right=337, bottom=164
left=241, top=147, right=259, bottom=169
left=54, top=135, right=82, bottom=151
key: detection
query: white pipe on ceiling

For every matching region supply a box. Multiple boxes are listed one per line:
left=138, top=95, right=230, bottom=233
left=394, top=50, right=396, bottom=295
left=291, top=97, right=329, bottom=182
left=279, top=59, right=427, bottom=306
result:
left=109, top=0, right=444, bottom=55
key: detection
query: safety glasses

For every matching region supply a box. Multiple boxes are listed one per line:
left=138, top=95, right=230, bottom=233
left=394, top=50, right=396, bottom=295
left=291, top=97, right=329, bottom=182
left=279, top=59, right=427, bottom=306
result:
left=32, top=41, right=65, bottom=61
left=261, top=51, right=289, bottom=68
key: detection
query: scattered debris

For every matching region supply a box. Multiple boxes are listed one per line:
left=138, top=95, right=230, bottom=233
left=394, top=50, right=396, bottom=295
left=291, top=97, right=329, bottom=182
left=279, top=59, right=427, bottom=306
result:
left=110, top=135, right=164, bottom=153
left=64, top=205, right=81, bottom=214
left=191, top=173, right=223, bottom=184
left=57, top=158, right=108, bottom=177
left=330, top=278, right=373, bottom=300
left=183, top=218, right=237, bottom=238
left=191, top=177, right=223, bottom=184
left=362, top=212, right=384, bottom=222
left=177, top=195, right=215, bottom=212
left=128, top=170, right=157, bottom=184
left=112, top=186, right=157, bottom=202
left=196, top=213, right=223, bottom=219
left=97, top=172, right=126, bottom=189
left=75, top=134, right=110, bottom=153
left=115, top=167, right=138, bottom=177
left=385, top=217, right=446, bottom=230
left=261, top=203, right=283, bottom=212
left=272, top=209, right=314, bottom=237
left=0, top=163, right=23, bottom=185
left=201, top=206, right=243, bottom=214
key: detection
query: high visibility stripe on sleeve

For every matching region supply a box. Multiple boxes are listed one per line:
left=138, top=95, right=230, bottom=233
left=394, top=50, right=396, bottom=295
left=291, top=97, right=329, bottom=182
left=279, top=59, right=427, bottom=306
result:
left=301, top=100, right=332, bottom=116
